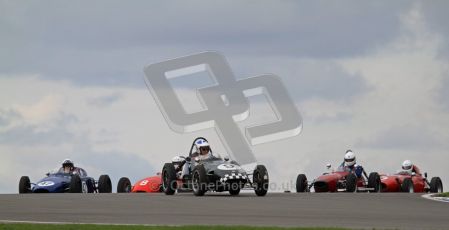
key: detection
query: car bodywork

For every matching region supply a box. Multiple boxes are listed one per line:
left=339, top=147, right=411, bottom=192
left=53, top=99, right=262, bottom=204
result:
left=296, top=164, right=381, bottom=193
left=380, top=166, right=443, bottom=193
left=19, top=168, right=112, bottom=193
left=161, top=137, right=269, bottom=196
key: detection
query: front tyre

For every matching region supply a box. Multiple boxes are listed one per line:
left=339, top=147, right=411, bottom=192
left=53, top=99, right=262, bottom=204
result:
left=429, top=177, right=443, bottom=193
left=253, top=165, right=269, bottom=196
left=69, top=174, right=82, bottom=193
left=117, top=177, right=132, bottom=193
left=296, top=174, right=308, bottom=193
left=19, top=176, right=31, bottom=194
left=162, top=163, right=177, bottom=195
left=192, top=165, right=208, bottom=196
left=98, top=175, right=112, bottom=193
left=346, top=173, right=357, bottom=193
left=401, top=178, right=414, bottom=193
left=368, top=172, right=381, bottom=193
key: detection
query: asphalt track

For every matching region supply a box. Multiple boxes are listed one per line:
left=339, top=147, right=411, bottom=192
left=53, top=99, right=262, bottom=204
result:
left=0, top=193, right=448, bottom=230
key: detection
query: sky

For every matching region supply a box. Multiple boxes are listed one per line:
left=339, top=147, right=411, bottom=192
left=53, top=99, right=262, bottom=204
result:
left=1, top=0, right=449, bottom=193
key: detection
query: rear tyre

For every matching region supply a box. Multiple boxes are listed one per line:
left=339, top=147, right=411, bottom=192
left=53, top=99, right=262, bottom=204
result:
left=229, top=182, right=241, bottom=196
left=346, top=173, right=357, bottom=192
left=296, top=174, right=308, bottom=193
left=69, top=174, right=82, bottom=193
left=401, top=178, right=414, bottom=193
left=368, top=172, right=381, bottom=193
left=253, top=165, right=269, bottom=196
left=98, top=175, right=112, bottom=193
left=19, top=176, right=31, bottom=194
left=117, top=177, right=132, bottom=193
left=429, top=177, right=443, bottom=193
left=192, top=165, right=208, bottom=196
left=162, top=163, right=177, bottom=195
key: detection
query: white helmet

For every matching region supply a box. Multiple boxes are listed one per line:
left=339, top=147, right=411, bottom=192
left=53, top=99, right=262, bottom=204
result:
left=402, top=160, right=413, bottom=174
left=344, top=150, right=356, bottom=167
left=194, top=139, right=210, bottom=153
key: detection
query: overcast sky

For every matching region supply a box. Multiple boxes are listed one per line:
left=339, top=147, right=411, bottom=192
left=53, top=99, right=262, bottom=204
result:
left=1, top=0, right=448, bottom=193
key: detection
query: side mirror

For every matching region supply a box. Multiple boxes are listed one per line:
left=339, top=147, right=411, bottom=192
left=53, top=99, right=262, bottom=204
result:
left=326, top=163, right=331, bottom=170
left=185, top=157, right=191, bottom=162
left=411, top=172, right=416, bottom=176
left=46, top=172, right=50, bottom=177
left=224, top=156, right=230, bottom=161
left=424, top=172, right=428, bottom=178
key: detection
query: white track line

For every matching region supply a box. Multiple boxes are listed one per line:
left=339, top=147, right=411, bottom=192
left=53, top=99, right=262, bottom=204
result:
left=421, top=194, right=449, bottom=203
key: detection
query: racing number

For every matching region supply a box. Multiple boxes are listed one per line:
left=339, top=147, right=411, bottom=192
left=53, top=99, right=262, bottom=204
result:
left=140, top=180, right=149, bottom=186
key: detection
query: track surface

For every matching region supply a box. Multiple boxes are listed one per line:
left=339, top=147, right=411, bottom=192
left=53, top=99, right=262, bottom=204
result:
left=0, top=193, right=448, bottom=230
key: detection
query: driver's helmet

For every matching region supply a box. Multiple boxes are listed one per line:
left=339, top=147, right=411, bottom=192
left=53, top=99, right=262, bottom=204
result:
left=344, top=150, right=356, bottom=167
left=194, top=139, right=211, bottom=159
left=402, top=160, right=413, bottom=174
left=62, top=159, right=74, bottom=173
left=171, top=156, right=185, bottom=170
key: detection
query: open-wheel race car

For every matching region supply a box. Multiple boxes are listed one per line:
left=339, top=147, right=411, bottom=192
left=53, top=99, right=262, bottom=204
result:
left=159, top=137, right=269, bottom=196
left=380, top=161, right=443, bottom=193
left=296, top=163, right=381, bottom=193
left=19, top=167, right=112, bottom=193
left=117, top=174, right=162, bottom=193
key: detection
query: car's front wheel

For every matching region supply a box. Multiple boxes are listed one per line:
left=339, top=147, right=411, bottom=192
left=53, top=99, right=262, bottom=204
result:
left=192, top=165, right=208, bottom=196
left=296, top=174, right=308, bottom=193
left=69, top=174, right=82, bottom=193
left=429, top=177, right=443, bottom=193
left=98, top=175, right=112, bottom=193
left=229, top=182, right=241, bottom=196
left=162, top=163, right=177, bottom=195
left=401, top=178, right=414, bottom=193
left=368, top=172, right=381, bottom=193
left=19, top=176, right=31, bottom=194
left=346, top=173, right=357, bottom=192
left=253, top=165, right=269, bottom=196
left=117, top=177, right=132, bottom=193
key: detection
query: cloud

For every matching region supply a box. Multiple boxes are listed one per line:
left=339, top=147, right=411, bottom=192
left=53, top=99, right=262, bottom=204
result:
left=87, top=93, right=123, bottom=107
left=0, top=1, right=411, bottom=87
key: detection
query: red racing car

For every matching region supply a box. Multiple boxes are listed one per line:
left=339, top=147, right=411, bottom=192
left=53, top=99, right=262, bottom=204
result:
left=296, top=164, right=381, bottom=193
left=117, top=174, right=162, bottom=193
left=380, top=165, right=443, bottom=193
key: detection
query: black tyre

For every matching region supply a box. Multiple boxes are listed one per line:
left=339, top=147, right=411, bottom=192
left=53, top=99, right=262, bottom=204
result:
left=253, top=165, right=269, bottom=196
left=19, top=176, right=31, bottom=194
left=69, top=174, right=82, bottom=193
left=346, top=173, right=357, bottom=192
left=117, top=177, right=132, bottom=193
left=401, top=178, right=414, bottom=193
left=192, top=164, right=208, bottom=196
left=229, top=182, right=241, bottom=196
left=368, top=172, right=381, bottom=193
left=430, top=177, right=443, bottom=193
left=296, top=174, right=308, bottom=193
left=98, top=175, right=112, bottom=193
left=162, top=163, right=177, bottom=195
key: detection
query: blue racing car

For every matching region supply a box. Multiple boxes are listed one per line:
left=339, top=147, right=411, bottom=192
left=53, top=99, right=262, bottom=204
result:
left=18, top=159, right=112, bottom=193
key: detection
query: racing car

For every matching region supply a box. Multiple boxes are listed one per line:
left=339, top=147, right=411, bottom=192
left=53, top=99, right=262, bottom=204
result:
left=159, top=137, right=269, bottom=196
left=379, top=165, right=443, bottom=193
left=19, top=167, right=112, bottom=193
left=296, top=163, right=381, bottom=193
left=117, top=174, right=162, bottom=193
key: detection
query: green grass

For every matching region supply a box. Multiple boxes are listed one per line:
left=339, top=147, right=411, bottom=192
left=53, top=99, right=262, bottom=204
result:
left=0, top=224, right=350, bottom=230
left=437, top=192, right=449, bottom=197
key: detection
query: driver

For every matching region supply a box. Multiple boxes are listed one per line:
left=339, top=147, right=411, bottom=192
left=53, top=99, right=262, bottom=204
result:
left=196, top=139, right=211, bottom=160
left=61, top=159, right=75, bottom=173
left=340, top=150, right=365, bottom=178
left=180, top=138, right=212, bottom=178
left=401, top=160, right=414, bottom=174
